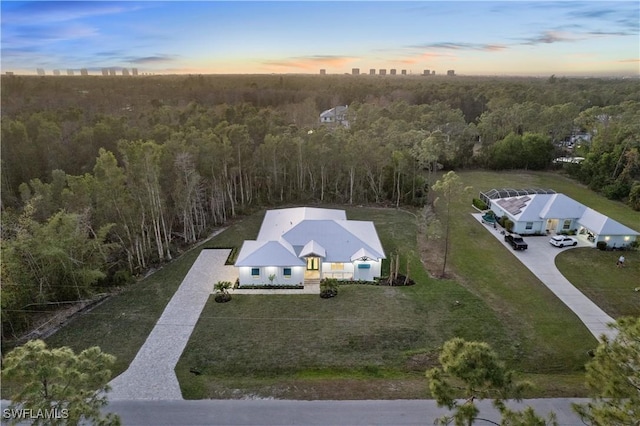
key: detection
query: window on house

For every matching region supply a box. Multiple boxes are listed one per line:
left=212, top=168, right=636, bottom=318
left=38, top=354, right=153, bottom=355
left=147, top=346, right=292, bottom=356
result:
left=330, top=262, right=344, bottom=270
left=525, top=222, right=533, bottom=230
left=563, top=220, right=571, bottom=230
left=357, top=263, right=371, bottom=269
left=283, top=268, right=291, bottom=278
left=251, top=268, right=260, bottom=278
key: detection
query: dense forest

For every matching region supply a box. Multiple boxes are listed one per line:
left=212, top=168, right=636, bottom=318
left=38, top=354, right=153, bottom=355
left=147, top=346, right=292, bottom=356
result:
left=2, top=74, right=639, bottom=338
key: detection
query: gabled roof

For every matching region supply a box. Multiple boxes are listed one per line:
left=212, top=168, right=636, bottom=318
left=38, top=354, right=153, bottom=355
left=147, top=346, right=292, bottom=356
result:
left=539, top=194, right=586, bottom=219
left=350, top=248, right=379, bottom=262
left=320, top=105, right=348, bottom=119
left=257, top=207, right=346, bottom=241
left=236, top=207, right=385, bottom=268
left=579, top=208, right=640, bottom=236
left=283, top=219, right=385, bottom=262
left=235, top=239, right=305, bottom=267
left=299, top=240, right=326, bottom=257
left=335, top=220, right=385, bottom=258
left=488, top=190, right=639, bottom=237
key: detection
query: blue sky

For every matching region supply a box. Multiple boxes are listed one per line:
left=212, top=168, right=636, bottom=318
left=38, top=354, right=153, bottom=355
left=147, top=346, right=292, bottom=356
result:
left=1, top=1, right=638, bottom=76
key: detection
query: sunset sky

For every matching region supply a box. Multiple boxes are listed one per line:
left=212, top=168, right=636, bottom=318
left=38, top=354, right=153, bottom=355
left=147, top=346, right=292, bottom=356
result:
left=1, top=1, right=639, bottom=77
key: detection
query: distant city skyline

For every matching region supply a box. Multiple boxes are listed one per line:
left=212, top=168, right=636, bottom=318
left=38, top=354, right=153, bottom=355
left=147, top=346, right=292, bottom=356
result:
left=1, top=1, right=639, bottom=77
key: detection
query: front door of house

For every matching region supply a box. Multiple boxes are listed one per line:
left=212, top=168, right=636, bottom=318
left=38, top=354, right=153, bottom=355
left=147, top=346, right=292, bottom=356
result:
left=305, top=257, right=320, bottom=279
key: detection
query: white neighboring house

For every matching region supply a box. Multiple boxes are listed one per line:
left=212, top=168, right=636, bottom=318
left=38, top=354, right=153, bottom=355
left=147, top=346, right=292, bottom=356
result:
left=319, top=105, right=349, bottom=128
left=235, top=207, right=385, bottom=286
left=480, top=189, right=639, bottom=248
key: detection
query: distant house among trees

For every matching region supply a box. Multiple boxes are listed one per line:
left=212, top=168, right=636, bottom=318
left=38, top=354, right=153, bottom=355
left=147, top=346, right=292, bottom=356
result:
left=319, top=105, right=349, bottom=128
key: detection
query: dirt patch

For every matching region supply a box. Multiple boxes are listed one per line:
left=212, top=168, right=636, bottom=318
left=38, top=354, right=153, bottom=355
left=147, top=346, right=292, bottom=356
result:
left=382, top=273, right=416, bottom=286
left=206, top=378, right=430, bottom=400
left=417, top=231, right=447, bottom=278
left=203, top=374, right=586, bottom=400
left=416, top=205, right=456, bottom=280
left=405, top=351, right=440, bottom=371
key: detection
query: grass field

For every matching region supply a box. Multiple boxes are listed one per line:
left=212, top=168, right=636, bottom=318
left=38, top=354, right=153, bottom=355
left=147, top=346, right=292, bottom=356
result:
left=45, top=247, right=202, bottom=375
left=26, top=169, right=637, bottom=401
left=556, top=248, right=640, bottom=318
left=176, top=207, right=519, bottom=399
left=43, top=213, right=266, bottom=378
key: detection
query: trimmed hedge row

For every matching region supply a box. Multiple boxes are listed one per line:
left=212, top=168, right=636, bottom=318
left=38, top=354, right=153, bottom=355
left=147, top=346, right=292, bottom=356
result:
left=237, top=284, right=304, bottom=289
left=472, top=198, right=489, bottom=210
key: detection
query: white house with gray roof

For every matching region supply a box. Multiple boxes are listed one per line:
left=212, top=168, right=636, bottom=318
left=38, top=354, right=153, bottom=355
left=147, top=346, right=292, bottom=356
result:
left=235, top=207, right=385, bottom=286
left=481, top=189, right=639, bottom=248
left=319, top=105, right=349, bottom=128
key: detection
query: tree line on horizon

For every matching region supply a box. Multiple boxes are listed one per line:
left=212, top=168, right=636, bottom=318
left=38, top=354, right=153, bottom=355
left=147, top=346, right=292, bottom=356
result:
left=1, top=74, right=639, bottom=339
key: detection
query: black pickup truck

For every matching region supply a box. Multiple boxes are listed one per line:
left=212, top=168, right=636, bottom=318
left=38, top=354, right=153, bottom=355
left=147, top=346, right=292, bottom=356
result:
left=505, top=234, right=528, bottom=250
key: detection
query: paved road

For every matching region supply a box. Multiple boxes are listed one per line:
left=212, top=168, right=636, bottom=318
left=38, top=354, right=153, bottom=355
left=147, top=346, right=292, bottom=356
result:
left=0, top=398, right=589, bottom=425
left=474, top=214, right=616, bottom=340
left=99, top=398, right=587, bottom=425
left=108, top=249, right=238, bottom=400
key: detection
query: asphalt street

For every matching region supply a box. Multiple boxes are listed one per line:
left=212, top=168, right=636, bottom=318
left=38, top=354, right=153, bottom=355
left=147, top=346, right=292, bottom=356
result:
left=1, top=398, right=589, bottom=425
left=102, top=398, right=589, bottom=425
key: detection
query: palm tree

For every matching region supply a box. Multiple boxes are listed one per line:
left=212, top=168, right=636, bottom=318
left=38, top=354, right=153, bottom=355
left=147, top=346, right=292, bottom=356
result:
left=214, top=281, right=233, bottom=303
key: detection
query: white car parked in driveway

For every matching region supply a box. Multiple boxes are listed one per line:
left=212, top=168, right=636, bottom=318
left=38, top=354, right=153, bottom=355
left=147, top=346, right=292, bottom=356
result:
left=549, top=235, right=578, bottom=247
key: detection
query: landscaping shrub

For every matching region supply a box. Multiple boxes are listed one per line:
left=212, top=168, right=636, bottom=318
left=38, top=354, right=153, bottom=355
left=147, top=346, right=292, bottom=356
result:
left=214, top=280, right=233, bottom=303
left=596, top=241, right=608, bottom=251
left=472, top=198, right=488, bottom=210
left=320, top=278, right=338, bottom=298
left=335, top=279, right=381, bottom=286
left=504, top=219, right=514, bottom=233
left=214, top=293, right=231, bottom=303
left=238, top=284, right=304, bottom=289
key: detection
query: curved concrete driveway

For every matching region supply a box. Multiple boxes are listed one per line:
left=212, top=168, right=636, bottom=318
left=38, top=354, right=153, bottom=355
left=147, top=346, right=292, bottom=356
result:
left=109, top=249, right=238, bottom=400
left=473, top=214, right=616, bottom=341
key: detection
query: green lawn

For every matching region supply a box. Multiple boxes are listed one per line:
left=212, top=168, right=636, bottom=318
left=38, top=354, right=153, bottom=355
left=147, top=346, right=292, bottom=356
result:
left=555, top=248, right=640, bottom=319
left=45, top=247, right=202, bottom=375
left=43, top=212, right=266, bottom=378
left=177, top=283, right=512, bottom=399
left=446, top=172, right=603, bottom=374
left=176, top=192, right=601, bottom=399
left=176, top=206, right=518, bottom=399
left=29, top=170, right=638, bottom=401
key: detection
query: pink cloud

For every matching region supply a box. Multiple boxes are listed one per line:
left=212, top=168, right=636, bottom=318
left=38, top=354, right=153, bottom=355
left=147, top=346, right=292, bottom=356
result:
left=261, top=56, right=357, bottom=71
